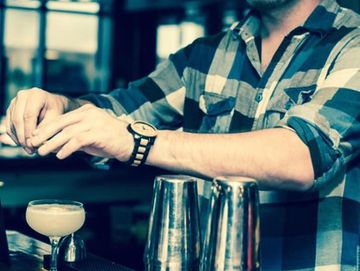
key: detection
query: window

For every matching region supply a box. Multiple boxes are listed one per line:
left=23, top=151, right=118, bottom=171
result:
left=156, top=4, right=205, bottom=63
left=0, top=0, right=113, bottom=114
left=45, top=11, right=98, bottom=94
left=4, top=8, right=39, bottom=108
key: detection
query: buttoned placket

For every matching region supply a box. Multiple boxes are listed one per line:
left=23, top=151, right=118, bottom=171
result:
left=251, top=33, right=310, bottom=130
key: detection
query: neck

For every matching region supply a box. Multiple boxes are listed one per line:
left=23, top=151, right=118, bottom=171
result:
left=260, top=0, right=322, bottom=38
left=257, top=0, right=322, bottom=73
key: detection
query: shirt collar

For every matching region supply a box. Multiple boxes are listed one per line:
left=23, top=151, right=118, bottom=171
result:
left=302, top=0, right=339, bottom=36
left=231, top=9, right=261, bottom=42
left=233, top=0, right=340, bottom=40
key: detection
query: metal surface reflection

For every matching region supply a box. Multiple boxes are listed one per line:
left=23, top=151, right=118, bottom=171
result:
left=144, top=175, right=201, bottom=271
left=200, top=177, right=260, bottom=271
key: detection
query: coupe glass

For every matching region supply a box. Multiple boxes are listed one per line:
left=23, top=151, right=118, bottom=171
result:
left=25, top=199, right=85, bottom=271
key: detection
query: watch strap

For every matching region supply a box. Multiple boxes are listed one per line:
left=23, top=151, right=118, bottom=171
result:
left=126, top=125, right=155, bottom=167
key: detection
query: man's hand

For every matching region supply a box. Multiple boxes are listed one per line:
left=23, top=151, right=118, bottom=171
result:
left=5, top=88, right=69, bottom=153
left=29, top=104, right=134, bottom=162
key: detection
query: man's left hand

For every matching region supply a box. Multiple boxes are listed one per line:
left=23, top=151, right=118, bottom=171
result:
left=29, top=104, right=133, bottom=162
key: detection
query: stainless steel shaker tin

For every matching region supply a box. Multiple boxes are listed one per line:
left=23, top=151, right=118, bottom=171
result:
left=144, top=175, right=201, bottom=271
left=200, top=177, right=260, bottom=271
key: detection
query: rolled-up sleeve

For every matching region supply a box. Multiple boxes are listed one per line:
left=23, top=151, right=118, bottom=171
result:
left=81, top=42, right=196, bottom=130
left=277, top=33, right=360, bottom=190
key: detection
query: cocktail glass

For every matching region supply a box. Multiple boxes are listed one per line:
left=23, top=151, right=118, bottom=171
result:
left=25, top=199, right=85, bottom=271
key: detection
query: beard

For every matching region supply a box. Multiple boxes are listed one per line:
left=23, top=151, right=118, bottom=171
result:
left=246, top=0, right=297, bottom=11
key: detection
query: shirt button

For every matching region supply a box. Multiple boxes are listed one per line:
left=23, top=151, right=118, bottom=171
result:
left=255, top=93, right=263, bottom=102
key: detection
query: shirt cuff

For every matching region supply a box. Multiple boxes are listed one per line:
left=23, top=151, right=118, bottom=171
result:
left=278, top=116, right=341, bottom=190
left=80, top=93, right=111, bottom=108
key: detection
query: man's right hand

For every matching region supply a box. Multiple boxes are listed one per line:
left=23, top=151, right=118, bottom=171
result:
left=5, top=87, right=69, bottom=153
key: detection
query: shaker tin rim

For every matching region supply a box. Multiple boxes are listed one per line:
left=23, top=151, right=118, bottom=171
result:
left=215, top=176, right=257, bottom=183
left=213, top=176, right=258, bottom=188
left=156, top=175, right=197, bottom=183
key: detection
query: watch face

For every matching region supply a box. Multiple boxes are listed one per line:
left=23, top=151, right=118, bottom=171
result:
left=131, top=121, right=157, bottom=137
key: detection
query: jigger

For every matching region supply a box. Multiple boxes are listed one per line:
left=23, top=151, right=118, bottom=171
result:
left=144, top=175, right=201, bottom=271
left=200, top=177, right=260, bottom=271
left=59, top=233, right=86, bottom=263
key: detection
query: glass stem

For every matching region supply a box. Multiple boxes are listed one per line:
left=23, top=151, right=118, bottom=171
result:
left=49, top=236, right=61, bottom=271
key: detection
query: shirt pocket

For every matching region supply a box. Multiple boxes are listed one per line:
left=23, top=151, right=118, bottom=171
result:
left=264, top=85, right=317, bottom=128
left=198, top=92, right=235, bottom=133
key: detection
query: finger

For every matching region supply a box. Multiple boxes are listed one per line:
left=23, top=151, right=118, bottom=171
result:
left=56, top=131, right=94, bottom=160
left=30, top=109, right=62, bottom=150
left=5, top=107, right=20, bottom=145
left=31, top=110, right=83, bottom=147
left=10, top=94, right=28, bottom=146
left=5, top=113, right=33, bottom=153
left=0, top=134, right=17, bottom=146
left=6, top=125, right=19, bottom=146
left=23, top=95, right=46, bottom=147
left=34, top=104, right=92, bottom=133
left=36, top=124, right=88, bottom=156
left=37, top=108, right=62, bottom=128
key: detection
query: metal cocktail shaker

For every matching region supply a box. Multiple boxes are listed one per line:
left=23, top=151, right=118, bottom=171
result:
left=200, top=177, right=260, bottom=271
left=144, top=175, right=201, bottom=271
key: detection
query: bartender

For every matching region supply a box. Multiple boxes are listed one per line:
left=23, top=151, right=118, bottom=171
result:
left=5, top=0, right=360, bottom=270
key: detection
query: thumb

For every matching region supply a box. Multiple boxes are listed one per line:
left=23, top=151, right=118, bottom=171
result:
left=37, top=109, right=62, bottom=128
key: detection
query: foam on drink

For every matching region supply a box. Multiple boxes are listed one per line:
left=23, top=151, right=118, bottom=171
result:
left=26, top=203, right=85, bottom=237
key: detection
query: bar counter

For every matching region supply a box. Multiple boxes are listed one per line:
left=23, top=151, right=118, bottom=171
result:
left=0, top=146, right=168, bottom=270
left=1, top=231, right=135, bottom=271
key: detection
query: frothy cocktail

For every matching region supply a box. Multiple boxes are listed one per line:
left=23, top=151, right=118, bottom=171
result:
left=26, top=202, right=85, bottom=237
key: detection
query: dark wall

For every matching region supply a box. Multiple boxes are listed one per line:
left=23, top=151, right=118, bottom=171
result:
left=337, top=0, right=360, bottom=12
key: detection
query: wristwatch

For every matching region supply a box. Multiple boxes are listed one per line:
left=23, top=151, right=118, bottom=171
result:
left=126, top=121, right=157, bottom=167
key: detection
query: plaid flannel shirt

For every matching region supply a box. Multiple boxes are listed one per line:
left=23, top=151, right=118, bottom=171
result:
left=83, top=0, right=360, bottom=270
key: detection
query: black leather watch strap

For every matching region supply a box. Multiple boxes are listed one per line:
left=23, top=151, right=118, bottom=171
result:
left=126, top=135, right=153, bottom=167
left=126, top=121, right=157, bottom=167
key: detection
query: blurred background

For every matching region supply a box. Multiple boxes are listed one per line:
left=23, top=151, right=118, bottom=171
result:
left=0, top=0, right=358, bottom=269
left=0, top=0, right=252, bottom=113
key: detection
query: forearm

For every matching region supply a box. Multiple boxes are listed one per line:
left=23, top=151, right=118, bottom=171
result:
left=146, top=128, right=314, bottom=191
